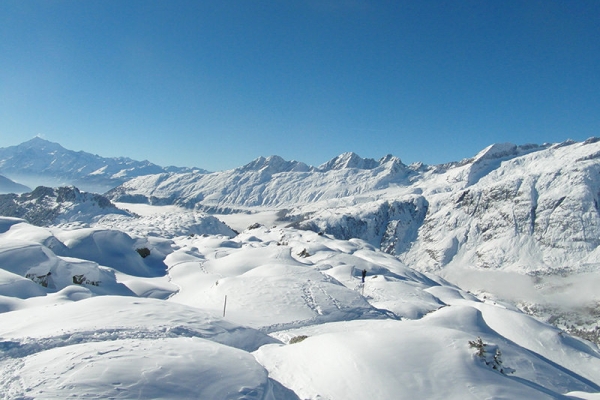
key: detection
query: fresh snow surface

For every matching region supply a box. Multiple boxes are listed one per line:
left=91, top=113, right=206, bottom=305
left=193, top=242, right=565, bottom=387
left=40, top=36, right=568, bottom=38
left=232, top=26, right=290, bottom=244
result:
left=2, top=214, right=600, bottom=399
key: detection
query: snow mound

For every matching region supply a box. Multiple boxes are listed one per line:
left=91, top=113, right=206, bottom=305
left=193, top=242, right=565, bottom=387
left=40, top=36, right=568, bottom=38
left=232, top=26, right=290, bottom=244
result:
left=0, top=217, right=25, bottom=234
left=0, top=297, right=288, bottom=400
left=10, top=338, right=282, bottom=400
left=255, top=306, right=600, bottom=400
left=2, top=215, right=600, bottom=398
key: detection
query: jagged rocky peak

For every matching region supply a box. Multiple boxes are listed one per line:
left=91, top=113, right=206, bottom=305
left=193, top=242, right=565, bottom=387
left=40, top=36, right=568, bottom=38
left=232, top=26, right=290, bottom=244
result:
left=0, top=185, right=127, bottom=226
left=236, top=155, right=310, bottom=174
left=319, top=152, right=381, bottom=171
left=378, top=154, right=400, bottom=164
left=22, top=186, right=115, bottom=208
left=378, top=154, right=407, bottom=170
left=583, top=136, right=600, bottom=145
left=319, top=152, right=407, bottom=172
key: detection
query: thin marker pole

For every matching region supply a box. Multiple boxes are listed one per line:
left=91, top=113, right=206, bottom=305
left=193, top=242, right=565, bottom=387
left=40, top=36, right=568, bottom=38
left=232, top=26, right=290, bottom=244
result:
left=223, top=295, right=227, bottom=317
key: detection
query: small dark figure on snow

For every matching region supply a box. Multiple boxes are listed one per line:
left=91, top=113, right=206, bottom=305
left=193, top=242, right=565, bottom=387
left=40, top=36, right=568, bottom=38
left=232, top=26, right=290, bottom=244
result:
left=361, top=269, right=367, bottom=283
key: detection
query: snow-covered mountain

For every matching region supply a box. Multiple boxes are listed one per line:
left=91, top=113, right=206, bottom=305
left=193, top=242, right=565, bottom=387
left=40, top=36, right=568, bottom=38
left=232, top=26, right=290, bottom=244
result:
left=106, top=140, right=600, bottom=278
left=0, top=174, right=30, bottom=194
left=105, top=139, right=600, bottom=334
left=4, top=138, right=600, bottom=397
left=106, top=152, right=413, bottom=210
left=0, top=137, right=206, bottom=193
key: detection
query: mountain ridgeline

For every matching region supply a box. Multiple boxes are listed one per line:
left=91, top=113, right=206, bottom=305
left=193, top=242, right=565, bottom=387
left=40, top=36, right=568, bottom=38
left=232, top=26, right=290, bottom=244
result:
left=0, top=137, right=205, bottom=193
left=103, top=139, right=600, bottom=278
left=4, top=138, right=600, bottom=282
left=4, top=138, right=600, bottom=334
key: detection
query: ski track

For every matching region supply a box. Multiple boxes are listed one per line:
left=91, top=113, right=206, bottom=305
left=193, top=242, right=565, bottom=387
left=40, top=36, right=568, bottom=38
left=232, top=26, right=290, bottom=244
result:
left=301, top=280, right=322, bottom=315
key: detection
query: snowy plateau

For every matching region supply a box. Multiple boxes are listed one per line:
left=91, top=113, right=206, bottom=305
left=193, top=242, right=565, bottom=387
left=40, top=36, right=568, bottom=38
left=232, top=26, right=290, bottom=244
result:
left=2, top=139, right=600, bottom=398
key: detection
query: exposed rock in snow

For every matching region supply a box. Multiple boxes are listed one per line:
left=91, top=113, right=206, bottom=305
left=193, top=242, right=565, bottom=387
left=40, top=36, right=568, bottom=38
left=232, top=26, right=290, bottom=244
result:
left=0, top=186, right=129, bottom=226
left=318, top=152, right=380, bottom=170
left=236, top=155, right=312, bottom=174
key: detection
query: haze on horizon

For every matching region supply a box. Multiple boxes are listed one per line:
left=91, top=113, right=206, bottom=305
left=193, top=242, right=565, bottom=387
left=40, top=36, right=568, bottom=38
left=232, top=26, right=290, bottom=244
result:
left=1, top=1, right=599, bottom=172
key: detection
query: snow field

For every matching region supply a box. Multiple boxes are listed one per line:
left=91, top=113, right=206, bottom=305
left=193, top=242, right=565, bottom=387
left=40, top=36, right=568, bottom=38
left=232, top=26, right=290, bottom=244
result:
left=2, top=217, right=600, bottom=398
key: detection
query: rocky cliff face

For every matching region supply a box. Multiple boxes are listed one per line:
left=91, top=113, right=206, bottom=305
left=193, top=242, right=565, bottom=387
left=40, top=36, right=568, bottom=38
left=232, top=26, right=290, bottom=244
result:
left=290, top=197, right=429, bottom=257
left=402, top=140, right=600, bottom=276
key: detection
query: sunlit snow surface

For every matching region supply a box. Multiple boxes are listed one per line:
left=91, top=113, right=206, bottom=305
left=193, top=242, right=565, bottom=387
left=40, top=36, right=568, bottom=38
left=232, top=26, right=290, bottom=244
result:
left=2, top=211, right=600, bottom=399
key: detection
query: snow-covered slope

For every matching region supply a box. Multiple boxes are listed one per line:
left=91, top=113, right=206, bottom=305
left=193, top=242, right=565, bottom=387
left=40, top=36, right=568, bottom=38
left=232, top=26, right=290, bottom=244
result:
left=406, top=140, right=600, bottom=274
left=0, top=175, right=29, bottom=194
left=2, top=218, right=600, bottom=398
left=0, top=137, right=205, bottom=192
left=0, top=186, right=237, bottom=239
left=5, top=138, right=600, bottom=397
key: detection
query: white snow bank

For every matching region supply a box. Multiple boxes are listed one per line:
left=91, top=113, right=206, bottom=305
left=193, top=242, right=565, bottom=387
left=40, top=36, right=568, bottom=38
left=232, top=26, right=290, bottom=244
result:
left=106, top=202, right=237, bottom=238
left=0, top=268, right=46, bottom=300
left=5, top=337, right=286, bottom=400
left=0, top=217, right=27, bottom=234
left=0, top=237, right=132, bottom=297
left=0, top=296, right=277, bottom=352
left=255, top=307, right=600, bottom=400
left=53, top=228, right=167, bottom=277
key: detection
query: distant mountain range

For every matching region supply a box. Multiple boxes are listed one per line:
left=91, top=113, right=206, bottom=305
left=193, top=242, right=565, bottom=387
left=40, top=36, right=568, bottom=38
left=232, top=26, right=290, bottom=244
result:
left=105, top=152, right=413, bottom=210
left=3, top=136, right=600, bottom=333
left=0, top=137, right=206, bottom=193
left=102, top=139, right=600, bottom=275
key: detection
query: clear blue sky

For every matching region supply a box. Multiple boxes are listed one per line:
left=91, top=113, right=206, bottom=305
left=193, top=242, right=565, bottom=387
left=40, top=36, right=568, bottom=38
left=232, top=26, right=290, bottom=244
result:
left=1, top=1, right=599, bottom=171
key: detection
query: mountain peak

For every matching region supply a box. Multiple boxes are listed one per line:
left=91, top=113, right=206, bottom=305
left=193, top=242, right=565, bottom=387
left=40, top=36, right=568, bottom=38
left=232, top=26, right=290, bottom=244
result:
left=236, top=155, right=310, bottom=174
left=21, top=136, right=65, bottom=151
left=319, top=152, right=380, bottom=171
